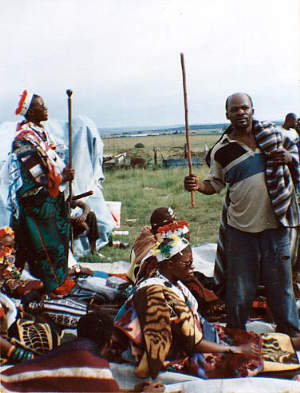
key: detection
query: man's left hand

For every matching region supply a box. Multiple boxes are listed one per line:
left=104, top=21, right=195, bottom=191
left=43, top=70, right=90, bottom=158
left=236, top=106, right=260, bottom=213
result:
left=269, top=149, right=292, bottom=164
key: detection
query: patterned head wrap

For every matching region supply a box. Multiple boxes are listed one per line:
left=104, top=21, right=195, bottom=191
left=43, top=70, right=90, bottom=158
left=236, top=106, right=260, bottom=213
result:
left=150, top=233, right=190, bottom=262
left=15, top=90, right=34, bottom=116
left=135, top=229, right=191, bottom=282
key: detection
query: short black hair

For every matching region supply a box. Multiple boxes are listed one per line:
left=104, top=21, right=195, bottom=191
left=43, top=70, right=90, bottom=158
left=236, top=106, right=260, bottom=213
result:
left=77, top=311, right=114, bottom=351
left=225, top=93, right=253, bottom=111
left=285, top=113, right=297, bottom=122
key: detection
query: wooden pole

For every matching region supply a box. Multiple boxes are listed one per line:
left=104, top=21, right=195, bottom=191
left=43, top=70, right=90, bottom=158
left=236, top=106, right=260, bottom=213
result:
left=180, top=53, right=195, bottom=208
left=66, top=89, right=73, bottom=197
left=72, top=190, right=94, bottom=201
left=66, top=89, right=74, bottom=251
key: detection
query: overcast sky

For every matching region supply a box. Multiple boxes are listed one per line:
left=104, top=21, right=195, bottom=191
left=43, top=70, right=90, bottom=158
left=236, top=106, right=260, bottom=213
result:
left=0, top=0, right=299, bottom=128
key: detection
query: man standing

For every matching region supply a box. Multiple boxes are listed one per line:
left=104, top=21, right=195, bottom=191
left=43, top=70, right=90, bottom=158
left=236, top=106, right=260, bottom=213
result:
left=8, top=90, right=75, bottom=294
left=278, top=112, right=299, bottom=144
left=184, top=92, right=300, bottom=335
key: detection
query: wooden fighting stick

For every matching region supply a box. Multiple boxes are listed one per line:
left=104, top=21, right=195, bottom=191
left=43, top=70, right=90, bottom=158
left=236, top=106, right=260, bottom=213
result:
left=180, top=53, right=195, bottom=208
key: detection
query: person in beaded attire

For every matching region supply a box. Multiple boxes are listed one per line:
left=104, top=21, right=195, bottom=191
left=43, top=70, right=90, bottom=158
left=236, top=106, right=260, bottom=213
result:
left=8, top=91, right=75, bottom=295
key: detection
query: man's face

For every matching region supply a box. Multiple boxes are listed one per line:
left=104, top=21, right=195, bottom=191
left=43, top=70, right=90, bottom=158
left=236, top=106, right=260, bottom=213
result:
left=226, top=94, right=254, bottom=130
left=28, top=96, right=48, bottom=123
left=288, top=116, right=297, bottom=129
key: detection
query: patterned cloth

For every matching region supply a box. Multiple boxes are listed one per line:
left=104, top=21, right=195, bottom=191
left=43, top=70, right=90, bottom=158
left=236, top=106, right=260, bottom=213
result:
left=26, top=297, right=88, bottom=329
left=127, top=226, right=162, bottom=282
left=114, top=273, right=267, bottom=380
left=8, top=316, right=61, bottom=355
left=0, top=313, right=62, bottom=366
left=8, top=121, right=70, bottom=293
left=212, top=120, right=300, bottom=296
left=0, top=339, right=120, bottom=392
left=128, top=220, right=189, bottom=283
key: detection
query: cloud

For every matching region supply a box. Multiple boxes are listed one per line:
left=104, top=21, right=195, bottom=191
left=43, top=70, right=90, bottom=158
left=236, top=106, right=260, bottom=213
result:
left=0, top=0, right=299, bottom=127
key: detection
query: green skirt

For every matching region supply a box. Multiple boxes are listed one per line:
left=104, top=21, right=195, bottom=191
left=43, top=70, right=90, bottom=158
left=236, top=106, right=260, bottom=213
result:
left=12, top=189, right=70, bottom=293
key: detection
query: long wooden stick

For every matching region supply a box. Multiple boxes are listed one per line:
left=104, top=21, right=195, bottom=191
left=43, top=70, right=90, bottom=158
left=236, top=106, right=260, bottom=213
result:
left=66, top=89, right=74, bottom=251
left=66, top=89, right=73, bottom=197
left=180, top=53, right=195, bottom=208
left=72, top=190, right=94, bottom=201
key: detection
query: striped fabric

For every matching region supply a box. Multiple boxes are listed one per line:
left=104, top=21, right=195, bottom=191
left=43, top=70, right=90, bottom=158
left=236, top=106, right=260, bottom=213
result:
left=0, top=339, right=119, bottom=392
left=27, top=297, right=88, bottom=329
left=213, top=120, right=300, bottom=297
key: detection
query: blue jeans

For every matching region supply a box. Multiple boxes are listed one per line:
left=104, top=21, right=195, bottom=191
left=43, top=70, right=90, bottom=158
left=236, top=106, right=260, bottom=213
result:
left=225, top=225, right=299, bottom=333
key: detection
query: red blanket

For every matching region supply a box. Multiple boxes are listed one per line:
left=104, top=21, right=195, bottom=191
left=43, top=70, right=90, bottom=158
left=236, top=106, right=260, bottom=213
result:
left=0, top=339, right=119, bottom=392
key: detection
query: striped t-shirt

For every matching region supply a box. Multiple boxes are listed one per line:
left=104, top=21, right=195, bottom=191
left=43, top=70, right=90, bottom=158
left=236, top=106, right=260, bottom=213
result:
left=205, top=135, right=278, bottom=233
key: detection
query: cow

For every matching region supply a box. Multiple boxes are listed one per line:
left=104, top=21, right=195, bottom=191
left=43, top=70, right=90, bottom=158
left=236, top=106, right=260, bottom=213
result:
left=130, top=157, right=146, bottom=169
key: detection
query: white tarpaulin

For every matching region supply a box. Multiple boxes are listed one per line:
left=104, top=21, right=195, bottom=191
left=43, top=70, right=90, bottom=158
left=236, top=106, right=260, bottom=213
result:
left=0, top=116, right=115, bottom=251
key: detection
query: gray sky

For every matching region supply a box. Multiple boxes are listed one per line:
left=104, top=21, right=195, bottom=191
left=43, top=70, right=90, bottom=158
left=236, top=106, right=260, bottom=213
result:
left=0, top=0, right=299, bottom=128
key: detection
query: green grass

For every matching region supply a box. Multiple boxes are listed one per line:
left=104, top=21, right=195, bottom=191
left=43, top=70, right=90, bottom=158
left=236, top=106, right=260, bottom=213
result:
left=81, top=133, right=224, bottom=262
left=84, top=166, right=224, bottom=262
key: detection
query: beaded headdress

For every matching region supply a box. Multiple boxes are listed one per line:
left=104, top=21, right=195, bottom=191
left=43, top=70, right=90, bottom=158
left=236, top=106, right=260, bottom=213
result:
left=142, top=227, right=190, bottom=264
left=0, top=226, right=14, bottom=239
left=15, top=90, right=34, bottom=116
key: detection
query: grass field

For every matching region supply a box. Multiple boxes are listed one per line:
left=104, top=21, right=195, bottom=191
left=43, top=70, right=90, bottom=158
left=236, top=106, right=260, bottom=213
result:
left=103, top=133, right=220, bottom=163
left=82, top=133, right=225, bottom=262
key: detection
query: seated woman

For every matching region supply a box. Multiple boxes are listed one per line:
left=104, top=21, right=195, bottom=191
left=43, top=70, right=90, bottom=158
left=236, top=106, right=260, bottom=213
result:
left=115, top=232, right=300, bottom=380
left=127, top=206, right=189, bottom=283
left=127, top=207, right=222, bottom=320
left=0, top=226, right=43, bottom=299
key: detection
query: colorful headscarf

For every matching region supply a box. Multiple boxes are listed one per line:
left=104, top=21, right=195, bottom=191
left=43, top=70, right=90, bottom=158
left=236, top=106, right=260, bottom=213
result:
left=150, top=233, right=189, bottom=262
left=136, top=229, right=191, bottom=282
left=15, top=90, right=34, bottom=116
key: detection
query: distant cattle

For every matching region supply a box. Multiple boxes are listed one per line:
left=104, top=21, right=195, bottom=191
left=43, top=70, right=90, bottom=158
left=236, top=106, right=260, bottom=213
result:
left=103, top=152, right=129, bottom=170
left=130, top=157, right=146, bottom=169
left=114, top=153, right=127, bottom=168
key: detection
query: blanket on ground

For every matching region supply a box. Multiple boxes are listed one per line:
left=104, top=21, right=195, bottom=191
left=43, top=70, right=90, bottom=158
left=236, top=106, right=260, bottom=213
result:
left=0, top=339, right=120, bottom=393
left=114, top=274, right=300, bottom=380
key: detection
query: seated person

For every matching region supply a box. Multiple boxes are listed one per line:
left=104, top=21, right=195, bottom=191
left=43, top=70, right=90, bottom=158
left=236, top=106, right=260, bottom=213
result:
left=115, top=233, right=300, bottom=380
left=127, top=207, right=221, bottom=319
left=78, top=311, right=165, bottom=392
left=0, top=225, right=96, bottom=302
left=0, top=310, right=165, bottom=393
left=70, top=199, right=100, bottom=255
left=0, top=226, right=43, bottom=299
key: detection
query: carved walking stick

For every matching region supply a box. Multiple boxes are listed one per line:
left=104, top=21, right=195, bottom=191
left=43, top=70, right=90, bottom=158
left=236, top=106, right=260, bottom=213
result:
left=66, top=89, right=74, bottom=252
left=180, top=53, right=195, bottom=208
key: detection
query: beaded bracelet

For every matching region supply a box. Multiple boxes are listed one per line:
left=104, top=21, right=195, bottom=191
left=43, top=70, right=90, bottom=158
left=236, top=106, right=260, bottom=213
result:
left=9, top=347, right=34, bottom=363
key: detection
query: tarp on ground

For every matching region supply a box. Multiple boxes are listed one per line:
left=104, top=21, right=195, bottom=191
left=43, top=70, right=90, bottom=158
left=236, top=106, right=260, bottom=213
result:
left=0, top=116, right=115, bottom=251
